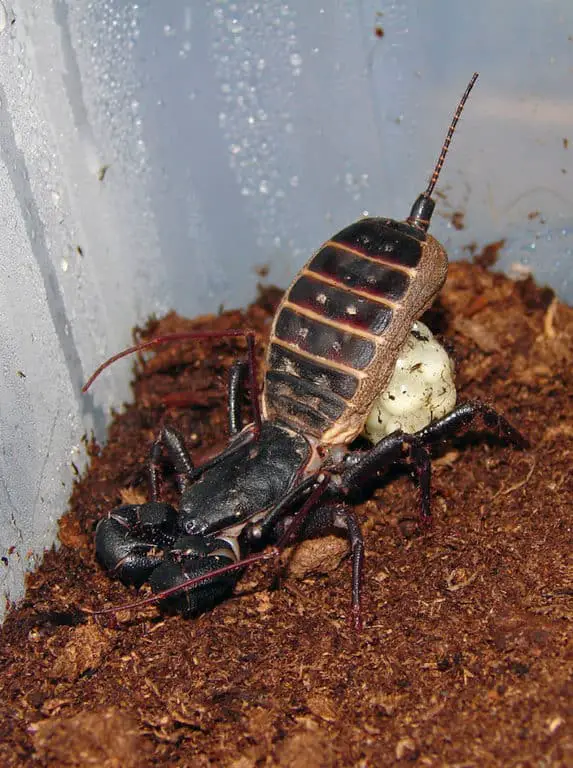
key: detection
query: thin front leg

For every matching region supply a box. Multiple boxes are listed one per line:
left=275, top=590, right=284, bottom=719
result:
left=83, top=329, right=263, bottom=438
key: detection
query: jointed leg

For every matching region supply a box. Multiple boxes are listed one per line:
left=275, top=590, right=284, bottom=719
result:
left=148, top=425, right=195, bottom=501
left=279, top=503, right=365, bottom=629
left=340, top=432, right=432, bottom=524
left=415, top=400, right=528, bottom=449
left=228, top=361, right=249, bottom=436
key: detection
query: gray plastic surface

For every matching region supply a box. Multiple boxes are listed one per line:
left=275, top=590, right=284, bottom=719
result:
left=1, top=0, right=572, bottom=620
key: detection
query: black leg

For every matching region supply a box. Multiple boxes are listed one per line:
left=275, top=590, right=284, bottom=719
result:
left=148, top=425, right=195, bottom=501
left=339, top=432, right=432, bottom=524
left=415, top=400, right=528, bottom=449
left=282, top=503, right=365, bottom=630
left=242, top=480, right=365, bottom=629
left=228, top=361, right=249, bottom=436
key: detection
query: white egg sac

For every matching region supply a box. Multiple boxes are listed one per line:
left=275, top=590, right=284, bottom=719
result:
left=362, top=321, right=456, bottom=444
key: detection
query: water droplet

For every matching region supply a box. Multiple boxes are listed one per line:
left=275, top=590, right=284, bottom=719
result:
left=289, top=175, right=299, bottom=187
left=230, top=143, right=241, bottom=155
left=240, top=187, right=252, bottom=197
left=61, top=258, right=69, bottom=273
left=163, top=24, right=175, bottom=37
left=290, top=52, right=302, bottom=68
left=179, top=40, right=192, bottom=58
left=259, top=180, right=270, bottom=195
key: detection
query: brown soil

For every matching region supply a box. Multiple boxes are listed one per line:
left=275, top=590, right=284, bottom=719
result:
left=1, top=261, right=572, bottom=768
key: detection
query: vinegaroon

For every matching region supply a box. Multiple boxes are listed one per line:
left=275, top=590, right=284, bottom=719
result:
left=85, top=73, right=527, bottom=629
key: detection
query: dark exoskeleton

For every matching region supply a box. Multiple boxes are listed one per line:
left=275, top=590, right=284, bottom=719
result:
left=88, top=74, right=527, bottom=628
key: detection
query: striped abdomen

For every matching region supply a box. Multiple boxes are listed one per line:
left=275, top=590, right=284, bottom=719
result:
left=262, top=217, right=448, bottom=445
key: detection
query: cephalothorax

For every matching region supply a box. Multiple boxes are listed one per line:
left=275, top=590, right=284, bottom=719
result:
left=85, top=74, right=527, bottom=628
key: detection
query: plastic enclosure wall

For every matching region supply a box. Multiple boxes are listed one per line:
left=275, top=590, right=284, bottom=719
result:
left=0, top=0, right=572, bottom=620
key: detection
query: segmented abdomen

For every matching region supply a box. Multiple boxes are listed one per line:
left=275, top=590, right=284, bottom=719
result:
left=262, top=217, right=448, bottom=444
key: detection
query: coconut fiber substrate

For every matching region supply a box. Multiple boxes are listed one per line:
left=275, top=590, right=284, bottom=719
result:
left=1, top=260, right=572, bottom=767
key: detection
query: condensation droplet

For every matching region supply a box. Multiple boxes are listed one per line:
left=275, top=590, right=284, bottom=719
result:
left=259, top=180, right=270, bottom=195
left=289, top=175, right=299, bottom=187
left=179, top=40, right=192, bottom=58
left=61, top=258, right=69, bottom=273
left=290, top=52, right=302, bottom=67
